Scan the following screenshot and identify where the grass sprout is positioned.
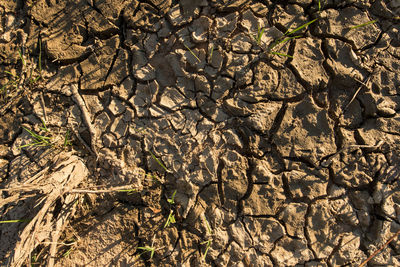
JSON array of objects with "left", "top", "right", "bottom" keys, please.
[
  {"left": 20, "top": 126, "right": 52, "bottom": 148},
  {"left": 137, "top": 246, "right": 155, "bottom": 260},
  {"left": 253, "top": 26, "right": 265, "bottom": 45},
  {"left": 350, "top": 19, "right": 377, "bottom": 30}
]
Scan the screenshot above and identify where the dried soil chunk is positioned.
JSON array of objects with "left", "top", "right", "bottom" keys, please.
[
  {"left": 231, "top": 33, "right": 252, "bottom": 53},
  {"left": 243, "top": 102, "right": 282, "bottom": 134},
  {"left": 325, "top": 39, "right": 368, "bottom": 86},
  {"left": 278, "top": 203, "right": 308, "bottom": 238},
  {"left": 273, "top": 96, "right": 336, "bottom": 165},
  {"left": 221, "top": 150, "right": 248, "bottom": 209},
  {"left": 291, "top": 38, "right": 328, "bottom": 89},
  {"left": 80, "top": 36, "right": 120, "bottom": 90},
  {"left": 274, "top": 67, "right": 305, "bottom": 100},
  {"left": 272, "top": 4, "right": 308, "bottom": 33},
  {"left": 331, "top": 149, "right": 380, "bottom": 188},
  {"left": 316, "top": 7, "right": 381, "bottom": 49},
  {"left": 228, "top": 220, "right": 252, "bottom": 249},
  {"left": 284, "top": 163, "right": 328, "bottom": 200},
  {"left": 215, "top": 12, "right": 238, "bottom": 38},
  {"left": 243, "top": 217, "right": 285, "bottom": 253},
  {"left": 242, "top": 181, "right": 285, "bottom": 216},
  {"left": 271, "top": 236, "right": 313, "bottom": 266},
  {"left": 168, "top": 4, "right": 192, "bottom": 27},
  {"left": 45, "top": 21, "right": 89, "bottom": 63},
  {"left": 253, "top": 61, "right": 279, "bottom": 98},
  {"left": 159, "top": 87, "right": 189, "bottom": 111},
  {"left": 125, "top": 3, "right": 161, "bottom": 32},
  {"left": 240, "top": 9, "right": 264, "bottom": 33},
  {"left": 189, "top": 16, "right": 212, "bottom": 43},
  {"left": 94, "top": 0, "right": 128, "bottom": 24},
  {"left": 307, "top": 199, "right": 360, "bottom": 258}
]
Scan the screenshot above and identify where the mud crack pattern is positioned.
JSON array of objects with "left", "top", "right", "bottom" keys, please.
[{"left": 1, "top": 0, "right": 400, "bottom": 266}]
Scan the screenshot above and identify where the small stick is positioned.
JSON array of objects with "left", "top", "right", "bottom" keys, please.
[
  {"left": 68, "top": 185, "right": 137, "bottom": 194},
  {"left": 70, "top": 84, "right": 98, "bottom": 158},
  {"left": 359, "top": 228, "right": 400, "bottom": 267}
]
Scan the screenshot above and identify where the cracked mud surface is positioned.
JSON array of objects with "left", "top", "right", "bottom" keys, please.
[{"left": 1, "top": 0, "right": 400, "bottom": 266}]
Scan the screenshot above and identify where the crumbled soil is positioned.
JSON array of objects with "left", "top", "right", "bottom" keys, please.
[{"left": 1, "top": 0, "right": 400, "bottom": 266}]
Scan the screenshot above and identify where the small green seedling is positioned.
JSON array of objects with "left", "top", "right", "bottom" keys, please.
[
  {"left": 350, "top": 20, "right": 377, "bottom": 30},
  {"left": 137, "top": 246, "right": 155, "bottom": 260},
  {"left": 164, "top": 210, "right": 176, "bottom": 228},
  {"left": 167, "top": 190, "right": 177, "bottom": 205},
  {"left": 268, "top": 18, "right": 318, "bottom": 58},
  {"left": 164, "top": 190, "right": 177, "bottom": 228},
  {"left": 20, "top": 126, "right": 52, "bottom": 148},
  {"left": 184, "top": 43, "right": 201, "bottom": 63},
  {"left": 63, "top": 129, "right": 72, "bottom": 147},
  {"left": 201, "top": 215, "right": 213, "bottom": 261},
  {"left": 254, "top": 25, "right": 265, "bottom": 45}
]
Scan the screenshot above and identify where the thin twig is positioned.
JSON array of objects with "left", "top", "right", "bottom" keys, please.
[
  {"left": 70, "top": 84, "right": 97, "bottom": 158},
  {"left": 68, "top": 185, "right": 137, "bottom": 194},
  {"left": 359, "top": 228, "right": 400, "bottom": 267}
]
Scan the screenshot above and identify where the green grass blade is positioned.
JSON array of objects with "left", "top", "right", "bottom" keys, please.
[
  {"left": 18, "top": 49, "right": 26, "bottom": 67},
  {"left": 4, "top": 71, "right": 18, "bottom": 79},
  {"left": 0, "top": 219, "right": 30, "bottom": 223},
  {"left": 270, "top": 52, "right": 293, "bottom": 58},
  {"left": 23, "top": 127, "right": 51, "bottom": 140},
  {"left": 350, "top": 20, "right": 377, "bottom": 30},
  {"left": 209, "top": 45, "right": 214, "bottom": 60},
  {"left": 149, "top": 151, "right": 168, "bottom": 172},
  {"left": 286, "top": 18, "right": 318, "bottom": 36},
  {"left": 184, "top": 44, "right": 201, "bottom": 63},
  {"left": 38, "top": 38, "right": 42, "bottom": 78}
]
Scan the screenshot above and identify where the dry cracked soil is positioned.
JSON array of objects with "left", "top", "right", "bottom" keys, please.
[{"left": 1, "top": 0, "right": 400, "bottom": 266}]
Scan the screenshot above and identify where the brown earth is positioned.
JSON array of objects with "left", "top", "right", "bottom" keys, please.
[{"left": 1, "top": 0, "right": 400, "bottom": 266}]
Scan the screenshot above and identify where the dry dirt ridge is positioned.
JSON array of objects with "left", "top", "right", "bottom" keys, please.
[{"left": 1, "top": 0, "right": 400, "bottom": 266}]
